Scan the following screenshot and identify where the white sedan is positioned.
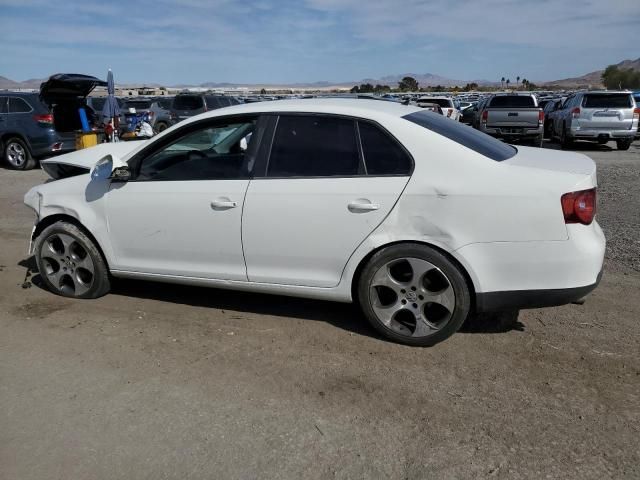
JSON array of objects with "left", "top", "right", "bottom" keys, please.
[{"left": 24, "top": 99, "right": 605, "bottom": 346}]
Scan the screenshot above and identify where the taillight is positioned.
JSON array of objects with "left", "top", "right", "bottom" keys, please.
[
  {"left": 447, "top": 109, "right": 452, "bottom": 117},
  {"left": 481, "top": 110, "right": 488, "bottom": 123},
  {"left": 634, "top": 108, "right": 640, "bottom": 121},
  {"left": 571, "top": 107, "right": 581, "bottom": 119},
  {"left": 34, "top": 113, "right": 54, "bottom": 125},
  {"left": 538, "top": 110, "right": 544, "bottom": 124},
  {"left": 561, "top": 188, "right": 596, "bottom": 225}
]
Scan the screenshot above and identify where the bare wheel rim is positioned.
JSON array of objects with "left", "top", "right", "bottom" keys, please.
[
  {"left": 6, "top": 142, "right": 26, "bottom": 167},
  {"left": 39, "top": 233, "right": 95, "bottom": 296},
  {"left": 368, "top": 257, "right": 456, "bottom": 338}
]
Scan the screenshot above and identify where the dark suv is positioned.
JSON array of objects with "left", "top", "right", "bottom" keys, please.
[
  {"left": 0, "top": 92, "right": 75, "bottom": 170},
  {"left": 171, "top": 93, "right": 241, "bottom": 123}
]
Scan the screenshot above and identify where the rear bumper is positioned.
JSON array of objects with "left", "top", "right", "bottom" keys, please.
[
  {"left": 455, "top": 222, "right": 606, "bottom": 313},
  {"left": 482, "top": 126, "right": 542, "bottom": 138},
  {"left": 476, "top": 270, "right": 602, "bottom": 312},
  {"left": 569, "top": 127, "right": 636, "bottom": 140}
]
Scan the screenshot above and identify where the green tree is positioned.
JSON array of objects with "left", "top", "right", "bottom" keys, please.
[
  {"left": 516, "top": 76, "right": 520, "bottom": 89},
  {"left": 506, "top": 78, "right": 511, "bottom": 89},
  {"left": 398, "top": 76, "right": 419, "bottom": 91},
  {"left": 602, "top": 65, "right": 640, "bottom": 89},
  {"left": 501, "top": 77, "right": 505, "bottom": 88},
  {"left": 260, "top": 88, "right": 267, "bottom": 95}
]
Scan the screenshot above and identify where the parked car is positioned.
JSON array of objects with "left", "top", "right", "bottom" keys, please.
[
  {"left": 86, "top": 96, "right": 123, "bottom": 126},
  {"left": 477, "top": 94, "right": 544, "bottom": 146},
  {"left": 416, "top": 96, "right": 461, "bottom": 120},
  {"left": 120, "top": 97, "right": 175, "bottom": 133},
  {"left": 0, "top": 92, "right": 75, "bottom": 170},
  {"left": 151, "top": 97, "right": 175, "bottom": 132},
  {"left": 171, "top": 93, "right": 241, "bottom": 122},
  {"left": 26, "top": 99, "right": 604, "bottom": 346},
  {"left": 551, "top": 91, "right": 639, "bottom": 150},
  {"left": 542, "top": 99, "right": 564, "bottom": 139},
  {"left": 460, "top": 102, "right": 477, "bottom": 125},
  {"left": 633, "top": 91, "right": 640, "bottom": 138}
]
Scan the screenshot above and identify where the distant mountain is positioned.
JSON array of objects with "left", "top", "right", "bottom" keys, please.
[{"left": 545, "top": 57, "right": 640, "bottom": 87}]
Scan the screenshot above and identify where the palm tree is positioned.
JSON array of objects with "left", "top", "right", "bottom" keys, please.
[
  {"left": 501, "top": 76, "right": 505, "bottom": 89},
  {"left": 516, "top": 76, "right": 520, "bottom": 89},
  {"left": 506, "top": 78, "right": 511, "bottom": 89}
]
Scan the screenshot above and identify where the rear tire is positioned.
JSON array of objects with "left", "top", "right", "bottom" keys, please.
[
  {"left": 34, "top": 221, "right": 110, "bottom": 299},
  {"left": 4, "top": 137, "right": 36, "bottom": 170},
  {"left": 616, "top": 139, "right": 632, "bottom": 151},
  {"left": 155, "top": 121, "right": 169, "bottom": 133},
  {"left": 532, "top": 135, "right": 543, "bottom": 148},
  {"left": 357, "top": 244, "right": 471, "bottom": 347},
  {"left": 560, "top": 124, "right": 573, "bottom": 150}
]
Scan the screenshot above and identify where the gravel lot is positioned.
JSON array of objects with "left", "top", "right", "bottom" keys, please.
[{"left": 1, "top": 140, "right": 639, "bottom": 479}]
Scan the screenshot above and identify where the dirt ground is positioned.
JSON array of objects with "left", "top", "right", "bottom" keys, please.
[{"left": 1, "top": 140, "right": 639, "bottom": 479}]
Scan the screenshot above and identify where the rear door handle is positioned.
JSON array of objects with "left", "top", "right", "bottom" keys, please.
[
  {"left": 348, "top": 200, "right": 380, "bottom": 212},
  {"left": 211, "top": 198, "right": 238, "bottom": 210}
]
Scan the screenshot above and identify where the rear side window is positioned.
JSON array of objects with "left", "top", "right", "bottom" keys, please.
[
  {"left": 157, "top": 99, "right": 173, "bottom": 109},
  {"left": 173, "top": 96, "right": 204, "bottom": 110},
  {"left": 358, "top": 122, "right": 412, "bottom": 175},
  {"left": 90, "top": 98, "right": 106, "bottom": 110},
  {"left": 267, "top": 115, "right": 360, "bottom": 177},
  {"left": 582, "top": 94, "right": 632, "bottom": 109},
  {"left": 404, "top": 110, "right": 517, "bottom": 161},
  {"left": 0, "top": 97, "right": 7, "bottom": 114},
  {"left": 489, "top": 96, "right": 535, "bottom": 108},
  {"left": 9, "top": 97, "right": 32, "bottom": 113}
]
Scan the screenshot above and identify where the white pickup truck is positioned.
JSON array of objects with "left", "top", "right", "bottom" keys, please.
[{"left": 478, "top": 94, "right": 544, "bottom": 147}]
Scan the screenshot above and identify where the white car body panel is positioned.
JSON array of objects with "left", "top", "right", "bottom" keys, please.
[
  {"left": 242, "top": 176, "right": 409, "bottom": 287},
  {"left": 24, "top": 99, "right": 605, "bottom": 309},
  {"left": 105, "top": 180, "right": 249, "bottom": 280}
]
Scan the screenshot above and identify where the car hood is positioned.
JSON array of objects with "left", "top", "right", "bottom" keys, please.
[
  {"left": 40, "top": 141, "right": 147, "bottom": 179},
  {"left": 40, "top": 73, "right": 107, "bottom": 105}
]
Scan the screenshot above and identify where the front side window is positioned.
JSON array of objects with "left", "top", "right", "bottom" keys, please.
[
  {"left": 0, "top": 97, "right": 8, "bottom": 114},
  {"left": 267, "top": 115, "right": 361, "bottom": 177},
  {"left": 137, "top": 119, "right": 256, "bottom": 181},
  {"left": 358, "top": 121, "right": 412, "bottom": 175},
  {"left": 9, "top": 97, "right": 32, "bottom": 113}
]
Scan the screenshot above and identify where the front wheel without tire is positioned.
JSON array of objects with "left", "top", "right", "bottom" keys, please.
[
  {"left": 34, "top": 221, "right": 110, "bottom": 299},
  {"left": 358, "top": 244, "right": 471, "bottom": 346}
]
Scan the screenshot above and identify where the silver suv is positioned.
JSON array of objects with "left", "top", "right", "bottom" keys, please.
[{"left": 552, "top": 91, "right": 638, "bottom": 150}]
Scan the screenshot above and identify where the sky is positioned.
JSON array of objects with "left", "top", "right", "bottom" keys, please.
[{"left": 0, "top": 0, "right": 638, "bottom": 85}]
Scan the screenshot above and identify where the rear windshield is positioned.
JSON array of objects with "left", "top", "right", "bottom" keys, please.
[
  {"left": 90, "top": 98, "right": 106, "bottom": 110},
  {"left": 123, "top": 100, "right": 152, "bottom": 110},
  {"left": 583, "top": 93, "right": 632, "bottom": 109},
  {"left": 489, "top": 96, "right": 536, "bottom": 108},
  {"left": 404, "top": 110, "right": 517, "bottom": 161},
  {"left": 173, "top": 95, "right": 204, "bottom": 110},
  {"left": 420, "top": 98, "right": 452, "bottom": 108}
]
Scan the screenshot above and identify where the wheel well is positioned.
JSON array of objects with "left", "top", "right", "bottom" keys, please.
[
  {"left": 350, "top": 240, "right": 477, "bottom": 310},
  {"left": 1, "top": 133, "right": 30, "bottom": 151},
  {"left": 33, "top": 214, "right": 110, "bottom": 269}
]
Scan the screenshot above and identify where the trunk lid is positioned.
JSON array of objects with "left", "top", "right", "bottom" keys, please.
[{"left": 39, "top": 73, "right": 107, "bottom": 106}]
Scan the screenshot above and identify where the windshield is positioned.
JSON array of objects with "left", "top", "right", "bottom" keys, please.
[
  {"left": 173, "top": 96, "right": 204, "bottom": 110},
  {"left": 582, "top": 93, "right": 632, "bottom": 109},
  {"left": 489, "top": 96, "right": 536, "bottom": 108},
  {"left": 404, "top": 110, "right": 517, "bottom": 161}
]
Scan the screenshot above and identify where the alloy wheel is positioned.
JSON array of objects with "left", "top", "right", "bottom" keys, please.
[
  {"left": 368, "top": 257, "right": 456, "bottom": 338},
  {"left": 39, "top": 233, "right": 96, "bottom": 296},
  {"left": 6, "top": 142, "right": 26, "bottom": 167}
]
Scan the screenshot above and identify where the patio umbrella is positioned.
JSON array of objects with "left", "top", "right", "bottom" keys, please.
[{"left": 102, "top": 69, "right": 120, "bottom": 142}]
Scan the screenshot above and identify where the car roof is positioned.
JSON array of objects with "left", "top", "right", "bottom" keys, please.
[{"left": 178, "top": 98, "right": 423, "bottom": 124}]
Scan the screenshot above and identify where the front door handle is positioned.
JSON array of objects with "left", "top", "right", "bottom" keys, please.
[
  {"left": 211, "top": 198, "right": 238, "bottom": 210},
  {"left": 348, "top": 200, "right": 380, "bottom": 212}
]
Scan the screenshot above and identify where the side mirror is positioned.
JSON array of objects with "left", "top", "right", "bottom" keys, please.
[{"left": 91, "top": 154, "right": 131, "bottom": 182}]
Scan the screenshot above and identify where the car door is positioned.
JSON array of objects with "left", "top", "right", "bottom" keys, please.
[
  {"left": 242, "top": 114, "right": 412, "bottom": 287},
  {"left": 105, "top": 115, "right": 261, "bottom": 280},
  {"left": 0, "top": 96, "right": 8, "bottom": 136}
]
